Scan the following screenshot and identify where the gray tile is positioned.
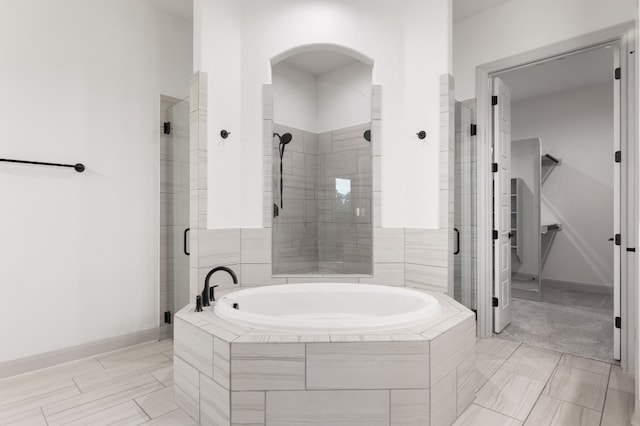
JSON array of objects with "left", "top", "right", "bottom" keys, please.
[
  {"left": 174, "top": 318, "right": 213, "bottom": 379},
  {"left": 231, "top": 391, "right": 265, "bottom": 426},
  {"left": 601, "top": 388, "right": 634, "bottom": 426},
  {"left": 200, "top": 373, "right": 230, "bottom": 425},
  {"left": 306, "top": 342, "right": 429, "bottom": 389},
  {"left": 134, "top": 387, "right": 177, "bottom": 419},
  {"left": 390, "top": 389, "right": 429, "bottom": 426},
  {"left": 544, "top": 365, "right": 608, "bottom": 411},
  {"left": 524, "top": 395, "right": 600, "bottom": 426},
  {"left": 266, "top": 390, "right": 389, "bottom": 426},
  {"left": 501, "top": 345, "right": 560, "bottom": 382},
  {"left": 608, "top": 365, "right": 634, "bottom": 393},
  {"left": 231, "top": 343, "right": 305, "bottom": 391},
  {"left": 430, "top": 368, "right": 456, "bottom": 426},
  {"left": 559, "top": 353, "right": 610, "bottom": 376},
  {"left": 453, "top": 404, "right": 522, "bottom": 426},
  {"left": 475, "top": 338, "right": 519, "bottom": 359},
  {"left": 173, "top": 356, "right": 199, "bottom": 422},
  {"left": 475, "top": 369, "right": 545, "bottom": 421}
]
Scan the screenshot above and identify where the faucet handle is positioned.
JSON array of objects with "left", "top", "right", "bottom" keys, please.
[
  {"left": 209, "top": 285, "right": 219, "bottom": 301},
  {"left": 196, "top": 295, "right": 203, "bottom": 312}
]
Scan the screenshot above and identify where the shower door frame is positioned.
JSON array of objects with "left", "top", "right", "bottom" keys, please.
[{"left": 474, "top": 22, "right": 636, "bottom": 372}]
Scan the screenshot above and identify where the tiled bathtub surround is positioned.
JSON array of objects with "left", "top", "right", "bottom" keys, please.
[
  {"left": 174, "top": 290, "right": 475, "bottom": 425},
  {"left": 272, "top": 122, "right": 373, "bottom": 275}
]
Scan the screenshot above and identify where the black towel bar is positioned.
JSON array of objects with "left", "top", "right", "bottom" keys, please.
[{"left": 0, "top": 158, "right": 85, "bottom": 172}]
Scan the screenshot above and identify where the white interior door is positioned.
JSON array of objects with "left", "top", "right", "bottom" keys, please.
[
  {"left": 613, "top": 47, "right": 621, "bottom": 361},
  {"left": 493, "top": 77, "right": 512, "bottom": 333}
]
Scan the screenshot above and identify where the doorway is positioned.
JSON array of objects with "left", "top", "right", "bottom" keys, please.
[{"left": 472, "top": 23, "right": 636, "bottom": 370}]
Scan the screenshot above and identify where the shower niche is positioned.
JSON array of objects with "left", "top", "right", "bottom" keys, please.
[{"left": 270, "top": 49, "right": 373, "bottom": 275}]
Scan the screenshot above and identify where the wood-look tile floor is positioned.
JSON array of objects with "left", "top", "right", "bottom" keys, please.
[
  {"left": 456, "top": 337, "right": 635, "bottom": 426},
  {"left": 0, "top": 337, "right": 633, "bottom": 425}
]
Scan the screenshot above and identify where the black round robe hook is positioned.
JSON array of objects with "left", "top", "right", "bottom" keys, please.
[
  {"left": 363, "top": 129, "right": 371, "bottom": 142},
  {"left": 416, "top": 130, "right": 426, "bottom": 140},
  {"left": 220, "top": 130, "right": 231, "bottom": 139}
]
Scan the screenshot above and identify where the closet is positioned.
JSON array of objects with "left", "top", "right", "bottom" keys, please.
[{"left": 511, "top": 138, "right": 562, "bottom": 299}]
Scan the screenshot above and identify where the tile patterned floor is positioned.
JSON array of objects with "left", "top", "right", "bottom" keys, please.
[{"left": 0, "top": 337, "right": 634, "bottom": 425}]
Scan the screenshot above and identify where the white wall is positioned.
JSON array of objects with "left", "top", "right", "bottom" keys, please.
[
  {"left": 512, "top": 83, "right": 614, "bottom": 287},
  {"left": 317, "top": 61, "right": 372, "bottom": 133},
  {"left": 0, "top": 0, "right": 192, "bottom": 362},
  {"left": 453, "top": 0, "right": 635, "bottom": 100},
  {"left": 195, "top": 0, "right": 451, "bottom": 228},
  {"left": 272, "top": 62, "right": 318, "bottom": 133}
]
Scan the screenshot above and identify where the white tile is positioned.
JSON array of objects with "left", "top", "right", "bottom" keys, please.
[
  {"left": 544, "top": 365, "right": 608, "bottom": 411},
  {"left": 135, "top": 387, "right": 177, "bottom": 419},
  {"left": 173, "top": 356, "right": 199, "bottom": 422},
  {"left": 373, "top": 228, "right": 405, "bottom": 263},
  {"left": 200, "top": 373, "right": 230, "bottom": 426},
  {"left": 524, "top": 395, "right": 600, "bottom": 426},
  {"left": 456, "top": 353, "right": 476, "bottom": 416},
  {"left": 430, "top": 368, "right": 456, "bottom": 426},
  {"left": 174, "top": 318, "right": 213, "bottom": 378},
  {"left": 390, "top": 389, "right": 429, "bottom": 426},
  {"left": 213, "top": 337, "right": 230, "bottom": 389},
  {"left": 266, "top": 390, "right": 389, "bottom": 426},
  {"left": 608, "top": 365, "right": 634, "bottom": 393},
  {"left": 240, "top": 264, "right": 286, "bottom": 287},
  {"left": 501, "top": 345, "right": 560, "bottom": 382},
  {"left": 475, "top": 369, "right": 545, "bottom": 421},
  {"left": 141, "top": 408, "right": 198, "bottom": 425},
  {"left": 453, "top": 404, "right": 522, "bottom": 426},
  {"left": 0, "top": 408, "right": 48, "bottom": 426},
  {"left": 359, "top": 262, "right": 404, "bottom": 286},
  {"left": 198, "top": 229, "right": 241, "bottom": 268},
  {"left": 306, "top": 341, "right": 429, "bottom": 389},
  {"left": 475, "top": 338, "right": 519, "bottom": 359},
  {"left": 150, "top": 365, "right": 173, "bottom": 387},
  {"left": 405, "top": 228, "right": 448, "bottom": 267},
  {"left": 559, "top": 353, "right": 610, "bottom": 376},
  {"left": 405, "top": 263, "right": 448, "bottom": 293},
  {"left": 96, "top": 341, "right": 174, "bottom": 370},
  {"left": 231, "top": 343, "right": 305, "bottom": 391},
  {"left": 241, "top": 228, "right": 271, "bottom": 264},
  {"left": 601, "top": 388, "right": 634, "bottom": 426},
  {"left": 231, "top": 391, "right": 265, "bottom": 426},
  {"left": 429, "top": 316, "right": 475, "bottom": 386},
  {"left": 63, "top": 400, "right": 149, "bottom": 426},
  {"left": 474, "top": 351, "right": 505, "bottom": 391}
]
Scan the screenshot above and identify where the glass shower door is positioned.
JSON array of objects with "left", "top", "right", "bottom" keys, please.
[
  {"left": 454, "top": 102, "right": 476, "bottom": 311},
  {"left": 160, "top": 97, "right": 190, "bottom": 339}
]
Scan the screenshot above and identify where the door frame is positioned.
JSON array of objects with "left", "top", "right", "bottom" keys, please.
[{"left": 475, "top": 21, "right": 636, "bottom": 372}]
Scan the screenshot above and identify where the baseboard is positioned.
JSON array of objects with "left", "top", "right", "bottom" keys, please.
[
  {"left": 0, "top": 327, "right": 161, "bottom": 380},
  {"left": 542, "top": 279, "right": 613, "bottom": 295}
]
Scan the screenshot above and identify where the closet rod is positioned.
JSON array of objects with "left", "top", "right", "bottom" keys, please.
[
  {"left": 0, "top": 158, "right": 85, "bottom": 172},
  {"left": 543, "top": 153, "right": 560, "bottom": 164}
]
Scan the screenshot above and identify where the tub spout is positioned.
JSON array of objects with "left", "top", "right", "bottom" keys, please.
[{"left": 201, "top": 266, "right": 238, "bottom": 308}]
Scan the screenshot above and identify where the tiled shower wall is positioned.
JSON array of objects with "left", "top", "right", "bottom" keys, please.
[
  {"left": 318, "top": 123, "right": 372, "bottom": 274},
  {"left": 272, "top": 124, "right": 319, "bottom": 274},
  {"left": 272, "top": 122, "right": 373, "bottom": 275},
  {"left": 187, "top": 74, "right": 455, "bottom": 305}
]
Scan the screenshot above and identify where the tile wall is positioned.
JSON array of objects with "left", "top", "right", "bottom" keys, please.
[{"left": 186, "top": 74, "right": 454, "bottom": 303}]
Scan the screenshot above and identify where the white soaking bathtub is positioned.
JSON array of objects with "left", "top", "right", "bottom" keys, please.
[{"left": 213, "top": 283, "right": 441, "bottom": 332}]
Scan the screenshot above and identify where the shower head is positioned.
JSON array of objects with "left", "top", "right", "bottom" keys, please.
[{"left": 273, "top": 132, "right": 293, "bottom": 145}]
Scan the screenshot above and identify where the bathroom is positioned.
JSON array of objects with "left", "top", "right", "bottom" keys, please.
[{"left": 1, "top": 0, "right": 638, "bottom": 425}]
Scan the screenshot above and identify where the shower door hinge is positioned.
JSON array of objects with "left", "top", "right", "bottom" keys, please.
[
  {"left": 615, "top": 316, "right": 621, "bottom": 329},
  {"left": 615, "top": 67, "right": 621, "bottom": 80},
  {"left": 492, "top": 163, "right": 498, "bottom": 173},
  {"left": 492, "top": 230, "right": 498, "bottom": 240},
  {"left": 615, "top": 151, "right": 621, "bottom": 163},
  {"left": 163, "top": 122, "right": 171, "bottom": 135},
  {"left": 627, "top": 247, "right": 636, "bottom": 252},
  {"left": 492, "top": 297, "right": 499, "bottom": 307},
  {"left": 164, "top": 311, "right": 171, "bottom": 324},
  {"left": 491, "top": 95, "right": 498, "bottom": 106},
  {"left": 470, "top": 124, "right": 477, "bottom": 136}
]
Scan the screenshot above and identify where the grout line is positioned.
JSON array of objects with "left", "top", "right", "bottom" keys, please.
[
  {"left": 599, "top": 362, "right": 613, "bottom": 424},
  {"left": 40, "top": 406, "right": 50, "bottom": 426},
  {"left": 71, "top": 377, "right": 83, "bottom": 394},
  {"left": 520, "top": 350, "right": 561, "bottom": 424},
  {"left": 133, "top": 396, "right": 152, "bottom": 420}
]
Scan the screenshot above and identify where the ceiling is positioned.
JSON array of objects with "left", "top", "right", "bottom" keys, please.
[
  {"left": 498, "top": 45, "right": 614, "bottom": 103},
  {"left": 282, "top": 51, "right": 361, "bottom": 76},
  {"left": 453, "top": 0, "right": 512, "bottom": 22},
  {"left": 143, "top": 0, "right": 192, "bottom": 21}
]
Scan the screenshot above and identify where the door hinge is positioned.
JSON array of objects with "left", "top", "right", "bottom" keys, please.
[
  {"left": 163, "top": 122, "right": 171, "bottom": 135},
  {"left": 615, "top": 316, "right": 621, "bottom": 329},
  {"left": 492, "top": 230, "right": 498, "bottom": 240},
  {"left": 164, "top": 311, "right": 171, "bottom": 324},
  {"left": 615, "top": 234, "right": 621, "bottom": 246},
  {"left": 615, "top": 67, "right": 621, "bottom": 80},
  {"left": 472, "top": 309, "right": 478, "bottom": 320},
  {"left": 492, "top": 163, "right": 498, "bottom": 173},
  {"left": 627, "top": 247, "right": 636, "bottom": 252},
  {"left": 491, "top": 95, "right": 498, "bottom": 106},
  {"left": 470, "top": 123, "right": 477, "bottom": 136},
  {"left": 492, "top": 297, "right": 499, "bottom": 307},
  {"left": 615, "top": 151, "right": 621, "bottom": 163}
]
